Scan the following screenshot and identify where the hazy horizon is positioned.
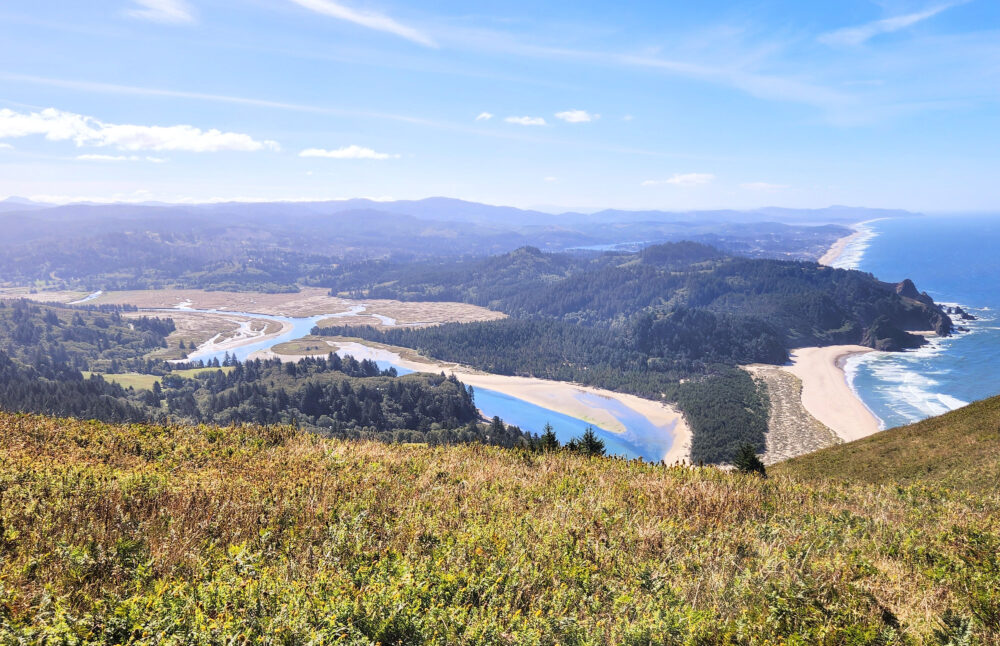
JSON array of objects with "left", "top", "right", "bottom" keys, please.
[{"left": 2, "top": 1, "right": 999, "bottom": 211}]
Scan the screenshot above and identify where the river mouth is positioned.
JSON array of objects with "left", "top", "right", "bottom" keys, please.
[{"left": 152, "top": 305, "right": 680, "bottom": 462}]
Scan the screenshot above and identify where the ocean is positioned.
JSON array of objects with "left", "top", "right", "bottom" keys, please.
[{"left": 833, "top": 214, "right": 1000, "bottom": 429}]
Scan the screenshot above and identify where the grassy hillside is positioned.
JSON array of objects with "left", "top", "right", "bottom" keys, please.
[
  {"left": 1, "top": 412, "right": 998, "bottom": 643},
  {"left": 773, "top": 395, "right": 1000, "bottom": 494}
]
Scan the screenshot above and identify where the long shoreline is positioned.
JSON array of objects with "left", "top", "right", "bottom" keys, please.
[
  {"left": 798, "top": 226, "right": 887, "bottom": 443},
  {"left": 818, "top": 229, "right": 863, "bottom": 266},
  {"left": 257, "top": 339, "right": 693, "bottom": 464},
  {"left": 780, "top": 346, "right": 882, "bottom": 442}
]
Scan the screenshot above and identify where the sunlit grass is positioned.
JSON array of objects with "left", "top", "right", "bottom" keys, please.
[{"left": 0, "top": 409, "right": 997, "bottom": 643}]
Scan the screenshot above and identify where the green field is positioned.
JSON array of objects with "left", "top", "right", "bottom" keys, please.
[
  {"left": 1, "top": 399, "right": 998, "bottom": 644},
  {"left": 82, "top": 366, "right": 234, "bottom": 390}
]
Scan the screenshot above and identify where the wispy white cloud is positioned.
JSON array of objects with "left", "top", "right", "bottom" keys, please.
[
  {"left": 555, "top": 109, "right": 598, "bottom": 123},
  {"left": 505, "top": 116, "right": 547, "bottom": 126},
  {"left": 740, "top": 181, "right": 789, "bottom": 192},
  {"left": 76, "top": 154, "right": 167, "bottom": 162},
  {"left": 440, "top": 28, "right": 852, "bottom": 113},
  {"left": 0, "top": 73, "right": 446, "bottom": 128},
  {"left": 288, "top": 0, "right": 436, "bottom": 47},
  {"left": 299, "top": 145, "right": 400, "bottom": 159},
  {"left": 475, "top": 112, "right": 494, "bottom": 121},
  {"left": 642, "top": 173, "right": 715, "bottom": 187},
  {"left": 617, "top": 53, "right": 849, "bottom": 111},
  {"left": 819, "top": 2, "right": 964, "bottom": 46},
  {"left": 0, "top": 108, "right": 279, "bottom": 152},
  {"left": 0, "top": 143, "right": 13, "bottom": 150},
  {"left": 622, "top": 114, "right": 634, "bottom": 121},
  {"left": 125, "top": 0, "right": 195, "bottom": 24},
  {"left": 0, "top": 74, "right": 711, "bottom": 158},
  {"left": 544, "top": 176, "right": 557, "bottom": 182}
]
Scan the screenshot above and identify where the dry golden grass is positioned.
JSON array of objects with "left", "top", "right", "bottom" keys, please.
[{"left": 1, "top": 410, "right": 998, "bottom": 644}]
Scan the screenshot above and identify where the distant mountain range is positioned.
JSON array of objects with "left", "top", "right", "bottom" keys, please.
[
  {"left": 0, "top": 195, "right": 915, "bottom": 227},
  {"left": 0, "top": 196, "right": 913, "bottom": 291}
]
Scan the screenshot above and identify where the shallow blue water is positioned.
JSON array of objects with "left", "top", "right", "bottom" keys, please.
[
  {"left": 178, "top": 306, "right": 365, "bottom": 364},
  {"left": 172, "top": 308, "right": 668, "bottom": 461},
  {"left": 837, "top": 214, "right": 1000, "bottom": 429},
  {"left": 378, "top": 360, "right": 658, "bottom": 460}
]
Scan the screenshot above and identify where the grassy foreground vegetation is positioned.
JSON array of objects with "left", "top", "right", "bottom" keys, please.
[
  {"left": 774, "top": 394, "right": 1000, "bottom": 494},
  {"left": 2, "top": 407, "right": 998, "bottom": 644}
]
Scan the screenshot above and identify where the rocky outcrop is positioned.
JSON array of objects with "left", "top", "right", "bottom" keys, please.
[
  {"left": 873, "top": 278, "right": 953, "bottom": 337},
  {"left": 862, "top": 315, "right": 927, "bottom": 351},
  {"left": 946, "top": 305, "right": 977, "bottom": 321}
]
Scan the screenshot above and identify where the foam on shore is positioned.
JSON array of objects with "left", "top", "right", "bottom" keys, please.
[
  {"left": 819, "top": 220, "right": 882, "bottom": 270},
  {"left": 781, "top": 345, "right": 882, "bottom": 442}
]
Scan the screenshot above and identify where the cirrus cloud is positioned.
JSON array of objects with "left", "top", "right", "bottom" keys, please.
[
  {"left": 642, "top": 173, "right": 715, "bottom": 187},
  {"left": 818, "top": 2, "right": 965, "bottom": 47},
  {"left": 125, "top": 0, "right": 195, "bottom": 24},
  {"left": 0, "top": 108, "right": 279, "bottom": 152},
  {"left": 299, "top": 145, "right": 400, "bottom": 159},
  {"left": 288, "top": 0, "right": 436, "bottom": 48},
  {"left": 475, "top": 112, "right": 494, "bottom": 121}
]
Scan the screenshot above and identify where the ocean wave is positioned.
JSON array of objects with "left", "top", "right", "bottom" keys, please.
[
  {"left": 830, "top": 220, "right": 882, "bottom": 270},
  {"left": 842, "top": 354, "right": 887, "bottom": 430},
  {"left": 850, "top": 334, "right": 974, "bottom": 428}
]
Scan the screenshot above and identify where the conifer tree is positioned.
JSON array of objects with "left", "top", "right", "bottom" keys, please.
[
  {"left": 539, "top": 422, "right": 560, "bottom": 451},
  {"left": 733, "top": 444, "right": 766, "bottom": 477}
]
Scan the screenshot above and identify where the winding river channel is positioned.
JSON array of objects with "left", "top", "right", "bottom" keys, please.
[{"left": 158, "top": 306, "right": 676, "bottom": 461}]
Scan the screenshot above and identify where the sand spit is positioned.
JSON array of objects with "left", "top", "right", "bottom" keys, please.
[
  {"left": 780, "top": 346, "right": 881, "bottom": 442},
  {"left": 257, "top": 339, "right": 692, "bottom": 464}
]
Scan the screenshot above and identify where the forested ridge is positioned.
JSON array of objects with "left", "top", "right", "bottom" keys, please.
[
  {"left": 0, "top": 300, "right": 531, "bottom": 448},
  {"left": 327, "top": 242, "right": 951, "bottom": 347},
  {"left": 317, "top": 242, "right": 953, "bottom": 462},
  {"left": 0, "top": 239, "right": 957, "bottom": 463}
]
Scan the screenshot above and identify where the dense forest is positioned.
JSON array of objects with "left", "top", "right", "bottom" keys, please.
[
  {"left": 315, "top": 242, "right": 952, "bottom": 462},
  {"left": 0, "top": 300, "right": 536, "bottom": 448},
  {"left": 0, "top": 235, "right": 955, "bottom": 463},
  {"left": 326, "top": 243, "right": 951, "bottom": 348}
]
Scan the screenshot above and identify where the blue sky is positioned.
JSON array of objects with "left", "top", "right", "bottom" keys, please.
[{"left": 0, "top": 0, "right": 997, "bottom": 211}]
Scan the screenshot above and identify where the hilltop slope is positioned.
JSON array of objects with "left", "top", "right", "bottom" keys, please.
[
  {"left": 1, "top": 410, "right": 997, "bottom": 643},
  {"left": 773, "top": 394, "right": 1000, "bottom": 494}
]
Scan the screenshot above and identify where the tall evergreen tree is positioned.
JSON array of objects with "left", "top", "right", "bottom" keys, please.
[
  {"left": 568, "top": 427, "right": 605, "bottom": 457},
  {"left": 539, "top": 422, "right": 560, "bottom": 451}
]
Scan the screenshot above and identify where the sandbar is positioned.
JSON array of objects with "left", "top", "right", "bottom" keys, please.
[{"left": 256, "top": 339, "right": 692, "bottom": 464}]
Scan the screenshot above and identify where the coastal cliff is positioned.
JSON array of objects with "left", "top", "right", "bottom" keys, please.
[{"left": 859, "top": 278, "right": 953, "bottom": 351}]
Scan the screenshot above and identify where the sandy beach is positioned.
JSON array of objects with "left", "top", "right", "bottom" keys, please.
[
  {"left": 818, "top": 229, "right": 861, "bottom": 266},
  {"left": 257, "top": 339, "right": 692, "bottom": 464},
  {"left": 780, "top": 346, "right": 881, "bottom": 442}
]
